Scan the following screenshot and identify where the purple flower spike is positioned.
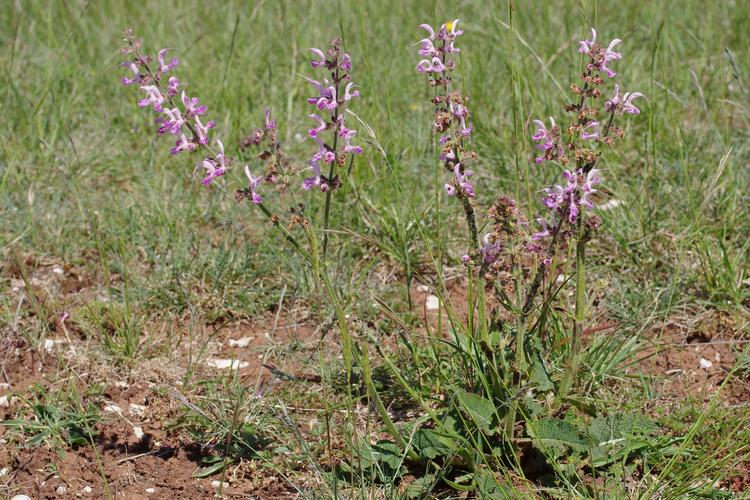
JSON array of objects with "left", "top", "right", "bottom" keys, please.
[
  {"left": 244, "top": 165, "right": 263, "bottom": 204},
  {"left": 157, "top": 49, "right": 179, "bottom": 73}
]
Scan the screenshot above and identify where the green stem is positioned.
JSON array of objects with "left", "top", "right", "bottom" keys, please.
[
  {"left": 321, "top": 67, "right": 342, "bottom": 261},
  {"left": 559, "top": 235, "right": 586, "bottom": 401}
]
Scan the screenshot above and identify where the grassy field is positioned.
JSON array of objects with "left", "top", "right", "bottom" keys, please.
[{"left": 1, "top": 0, "right": 749, "bottom": 497}]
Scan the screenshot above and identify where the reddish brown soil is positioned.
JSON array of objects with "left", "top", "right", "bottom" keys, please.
[{"left": 2, "top": 256, "right": 748, "bottom": 496}]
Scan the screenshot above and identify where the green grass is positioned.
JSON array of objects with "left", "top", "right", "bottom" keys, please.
[{"left": 1, "top": 0, "right": 749, "bottom": 497}]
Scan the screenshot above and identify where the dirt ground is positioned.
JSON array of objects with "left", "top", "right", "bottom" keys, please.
[{"left": 1, "top": 259, "right": 748, "bottom": 497}]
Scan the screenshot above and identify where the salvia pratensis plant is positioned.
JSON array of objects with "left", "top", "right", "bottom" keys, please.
[
  {"left": 119, "top": 21, "right": 644, "bottom": 491},
  {"left": 411, "top": 21, "right": 643, "bottom": 450}
]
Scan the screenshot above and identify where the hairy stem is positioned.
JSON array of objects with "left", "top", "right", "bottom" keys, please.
[{"left": 460, "top": 195, "right": 479, "bottom": 250}]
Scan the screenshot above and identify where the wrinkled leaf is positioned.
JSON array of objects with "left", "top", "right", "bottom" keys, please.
[{"left": 455, "top": 389, "right": 497, "bottom": 434}]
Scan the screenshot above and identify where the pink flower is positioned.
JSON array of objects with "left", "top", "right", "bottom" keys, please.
[
  {"left": 445, "top": 163, "right": 474, "bottom": 197},
  {"left": 342, "top": 130, "right": 362, "bottom": 155},
  {"left": 197, "top": 158, "right": 225, "bottom": 185},
  {"left": 193, "top": 116, "right": 214, "bottom": 145},
  {"left": 264, "top": 107, "right": 276, "bottom": 130},
  {"left": 310, "top": 48, "right": 326, "bottom": 68},
  {"left": 120, "top": 61, "right": 141, "bottom": 85},
  {"left": 480, "top": 233, "right": 501, "bottom": 265},
  {"left": 157, "top": 48, "right": 179, "bottom": 73},
  {"left": 303, "top": 160, "right": 323, "bottom": 190},
  {"left": 416, "top": 56, "right": 445, "bottom": 73},
  {"left": 137, "top": 85, "right": 164, "bottom": 111},
  {"left": 419, "top": 23, "right": 436, "bottom": 40},
  {"left": 158, "top": 107, "right": 185, "bottom": 135},
  {"left": 308, "top": 114, "right": 327, "bottom": 137},
  {"left": 605, "top": 84, "right": 644, "bottom": 114},
  {"left": 244, "top": 165, "right": 263, "bottom": 204},
  {"left": 344, "top": 82, "right": 360, "bottom": 102},
  {"left": 579, "top": 28, "right": 622, "bottom": 78},
  {"left": 340, "top": 53, "right": 352, "bottom": 72},
  {"left": 581, "top": 121, "right": 600, "bottom": 140},
  {"left": 532, "top": 218, "right": 553, "bottom": 240},
  {"left": 167, "top": 76, "right": 180, "bottom": 97},
  {"left": 418, "top": 38, "right": 439, "bottom": 57},
  {"left": 181, "top": 91, "right": 207, "bottom": 117},
  {"left": 171, "top": 133, "right": 196, "bottom": 155}
]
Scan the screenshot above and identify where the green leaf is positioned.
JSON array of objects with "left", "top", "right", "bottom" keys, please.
[
  {"left": 404, "top": 473, "right": 437, "bottom": 498},
  {"left": 193, "top": 456, "right": 233, "bottom": 478},
  {"left": 455, "top": 389, "right": 497, "bottom": 434},
  {"left": 412, "top": 428, "right": 456, "bottom": 460},
  {"left": 474, "top": 468, "right": 513, "bottom": 498},
  {"left": 528, "top": 418, "right": 588, "bottom": 455},
  {"left": 529, "top": 356, "right": 554, "bottom": 392}
]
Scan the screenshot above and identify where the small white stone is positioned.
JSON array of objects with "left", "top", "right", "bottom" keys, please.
[
  {"left": 103, "top": 404, "right": 123, "bottom": 415},
  {"left": 43, "top": 339, "right": 65, "bottom": 352},
  {"left": 206, "top": 358, "right": 249, "bottom": 370},
  {"left": 114, "top": 380, "right": 129, "bottom": 388},
  {"left": 0, "top": 395, "right": 9, "bottom": 407},
  {"left": 699, "top": 358, "right": 713, "bottom": 369},
  {"left": 0, "top": 467, "right": 8, "bottom": 477},
  {"left": 133, "top": 426, "right": 144, "bottom": 439},
  {"left": 82, "top": 485, "right": 93, "bottom": 494},
  {"left": 0, "top": 383, "right": 11, "bottom": 390},
  {"left": 52, "top": 266, "right": 64, "bottom": 275},
  {"left": 416, "top": 284, "right": 430, "bottom": 293},
  {"left": 56, "top": 485, "right": 67, "bottom": 495},
  {"left": 145, "top": 487, "right": 156, "bottom": 494},
  {"left": 11, "top": 495, "right": 32, "bottom": 500},
  {"left": 129, "top": 403, "right": 146, "bottom": 416},
  {"left": 211, "top": 480, "right": 223, "bottom": 489},
  {"left": 227, "top": 337, "right": 253, "bottom": 348},
  {"left": 425, "top": 295, "right": 440, "bottom": 310}
]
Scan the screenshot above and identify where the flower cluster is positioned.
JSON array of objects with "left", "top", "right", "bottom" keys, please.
[
  {"left": 236, "top": 107, "right": 293, "bottom": 204},
  {"left": 301, "top": 39, "right": 362, "bottom": 192},
  {"left": 578, "top": 28, "right": 622, "bottom": 78},
  {"left": 119, "top": 30, "right": 227, "bottom": 186},
  {"left": 535, "top": 168, "right": 601, "bottom": 239},
  {"left": 530, "top": 28, "right": 643, "bottom": 169},
  {"left": 415, "top": 20, "right": 476, "bottom": 200}
]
